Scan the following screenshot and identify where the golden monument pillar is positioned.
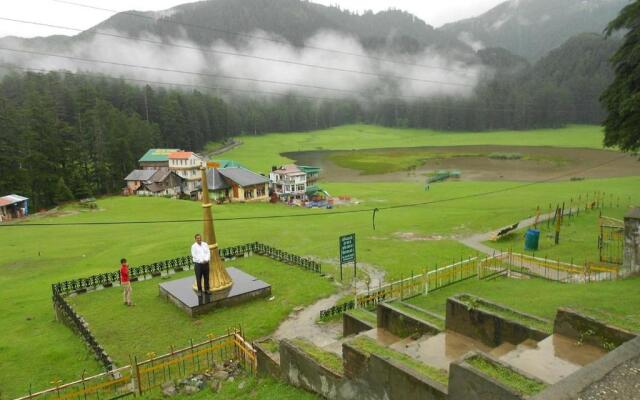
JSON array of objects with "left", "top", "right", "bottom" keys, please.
[{"left": 194, "top": 166, "right": 233, "bottom": 292}]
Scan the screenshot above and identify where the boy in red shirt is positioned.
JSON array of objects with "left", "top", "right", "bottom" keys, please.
[{"left": 120, "top": 258, "right": 133, "bottom": 306}]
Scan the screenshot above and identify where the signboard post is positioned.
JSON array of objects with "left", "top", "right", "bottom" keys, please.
[{"left": 339, "top": 233, "right": 356, "bottom": 281}]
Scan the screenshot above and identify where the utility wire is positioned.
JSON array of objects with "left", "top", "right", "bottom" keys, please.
[
  {"left": 0, "top": 46, "right": 369, "bottom": 95},
  {"left": 0, "top": 64, "right": 341, "bottom": 102},
  {"left": 0, "top": 52, "right": 583, "bottom": 113},
  {"left": 51, "top": 0, "right": 473, "bottom": 74},
  {"left": 0, "top": 154, "right": 628, "bottom": 228},
  {"left": 0, "top": 17, "right": 476, "bottom": 87}
]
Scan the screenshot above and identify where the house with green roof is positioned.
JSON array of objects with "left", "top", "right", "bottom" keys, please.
[{"left": 138, "top": 149, "right": 180, "bottom": 169}]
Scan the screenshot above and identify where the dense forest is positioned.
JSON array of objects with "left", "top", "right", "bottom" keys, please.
[{"left": 0, "top": 31, "right": 618, "bottom": 210}]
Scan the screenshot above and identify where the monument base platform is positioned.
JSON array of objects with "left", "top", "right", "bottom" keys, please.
[{"left": 159, "top": 267, "right": 271, "bottom": 316}]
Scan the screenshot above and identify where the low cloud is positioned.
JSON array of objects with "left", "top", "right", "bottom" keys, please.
[{"left": 0, "top": 28, "right": 486, "bottom": 102}]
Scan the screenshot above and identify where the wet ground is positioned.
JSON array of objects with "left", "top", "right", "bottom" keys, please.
[
  {"left": 285, "top": 145, "right": 640, "bottom": 182},
  {"left": 356, "top": 328, "right": 605, "bottom": 385}
]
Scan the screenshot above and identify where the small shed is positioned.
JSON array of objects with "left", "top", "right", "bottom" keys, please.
[{"left": 0, "top": 194, "right": 29, "bottom": 222}]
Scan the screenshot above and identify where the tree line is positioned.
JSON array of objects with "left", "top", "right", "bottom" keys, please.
[{"left": 0, "top": 30, "right": 620, "bottom": 210}]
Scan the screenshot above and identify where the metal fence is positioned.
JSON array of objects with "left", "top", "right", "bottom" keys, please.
[
  {"left": 320, "top": 255, "right": 490, "bottom": 319},
  {"left": 52, "top": 291, "right": 114, "bottom": 371},
  {"left": 15, "top": 330, "right": 255, "bottom": 400},
  {"left": 494, "top": 251, "right": 619, "bottom": 283},
  {"left": 52, "top": 242, "right": 321, "bottom": 297}
]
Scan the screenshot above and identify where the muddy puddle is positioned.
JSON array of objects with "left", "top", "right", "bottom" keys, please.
[
  {"left": 284, "top": 145, "right": 640, "bottom": 182},
  {"left": 498, "top": 334, "right": 606, "bottom": 384}
]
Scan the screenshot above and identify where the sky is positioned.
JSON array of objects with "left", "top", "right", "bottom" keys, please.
[{"left": 0, "top": 0, "right": 506, "bottom": 38}]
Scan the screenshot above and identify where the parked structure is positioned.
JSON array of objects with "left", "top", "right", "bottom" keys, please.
[
  {"left": 138, "top": 149, "right": 180, "bottom": 169},
  {"left": 168, "top": 151, "right": 206, "bottom": 192},
  {"left": 0, "top": 194, "right": 29, "bottom": 222},
  {"left": 270, "top": 165, "right": 308, "bottom": 200}
]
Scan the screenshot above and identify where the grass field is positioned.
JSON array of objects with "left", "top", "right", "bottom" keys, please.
[
  {"left": 0, "top": 123, "right": 638, "bottom": 398},
  {"left": 223, "top": 124, "right": 606, "bottom": 172},
  {"left": 487, "top": 203, "right": 629, "bottom": 263},
  {"left": 68, "top": 257, "right": 335, "bottom": 365},
  {"left": 405, "top": 276, "right": 640, "bottom": 332}
]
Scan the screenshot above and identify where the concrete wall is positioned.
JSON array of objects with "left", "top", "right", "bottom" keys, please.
[
  {"left": 446, "top": 295, "right": 549, "bottom": 347},
  {"left": 279, "top": 339, "right": 347, "bottom": 399},
  {"left": 343, "top": 343, "right": 448, "bottom": 400},
  {"left": 532, "top": 336, "right": 640, "bottom": 400},
  {"left": 623, "top": 208, "right": 640, "bottom": 276},
  {"left": 254, "top": 339, "right": 281, "bottom": 380},
  {"left": 343, "top": 313, "right": 374, "bottom": 336},
  {"left": 377, "top": 303, "right": 441, "bottom": 338},
  {"left": 279, "top": 339, "right": 448, "bottom": 400},
  {"left": 449, "top": 354, "right": 527, "bottom": 400},
  {"left": 553, "top": 308, "right": 637, "bottom": 350}
]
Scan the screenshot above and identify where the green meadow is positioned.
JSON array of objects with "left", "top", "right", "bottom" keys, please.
[
  {"left": 0, "top": 124, "right": 638, "bottom": 398},
  {"left": 223, "top": 124, "right": 606, "bottom": 172},
  {"left": 405, "top": 276, "right": 640, "bottom": 333}
]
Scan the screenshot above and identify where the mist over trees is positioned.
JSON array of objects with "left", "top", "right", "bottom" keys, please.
[{"left": 0, "top": 0, "right": 627, "bottom": 209}]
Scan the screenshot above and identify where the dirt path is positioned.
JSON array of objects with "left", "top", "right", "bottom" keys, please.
[
  {"left": 206, "top": 139, "right": 242, "bottom": 157},
  {"left": 272, "top": 260, "right": 385, "bottom": 349},
  {"left": 459, "top": 210, "right": 566, "bottom": 255}
]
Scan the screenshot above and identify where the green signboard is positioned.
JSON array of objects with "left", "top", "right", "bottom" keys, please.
[{"left": 340, "top": 233, "right": 356, "bottom": 264}]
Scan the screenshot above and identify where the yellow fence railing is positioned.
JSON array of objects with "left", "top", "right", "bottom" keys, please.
[{"left": 16, "top": 329, "right": 257, "bottom": 400}]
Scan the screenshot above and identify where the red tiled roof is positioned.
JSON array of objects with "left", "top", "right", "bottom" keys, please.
[{"left": 168, "top": 151, "right": 193, "bottom": 159}]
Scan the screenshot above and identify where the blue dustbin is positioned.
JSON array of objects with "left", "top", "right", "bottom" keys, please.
[{"left": 524, "top": 229, "right": 540, "bottom": 251}]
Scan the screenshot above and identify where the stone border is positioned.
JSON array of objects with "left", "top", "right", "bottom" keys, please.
[
  {"left": 254, "top": 338, "right": 281, "bottom": 380},
  {"left": 449, "top": 352, "right": 544, "bottom": 400},
  {"left": 446, "top": 294, "right": 550, "bottom": 347},
  {"left": 343, "top": 342, "right": 448, "bottom": 400},
  {"left": 553, "top": 308, "right": 637, "bottom": 350},
  {"left": 280, "top": 339, "right": 344, "bottom": 398},
  {"left": 343, "top": 312, "right": 375, "bottom": 336},
  {"left": 377, "top": 303, "right": 441, "bottom": 338},
  {"left": 532, "top": 336, "right": 640, "bottom": 400}
]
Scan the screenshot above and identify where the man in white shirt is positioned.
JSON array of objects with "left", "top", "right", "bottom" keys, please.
[{"left": 191, "top": 233, "right": 210, "bottom": 293}]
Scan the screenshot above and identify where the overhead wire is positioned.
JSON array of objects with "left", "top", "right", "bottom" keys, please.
[
  {"left": 0, "top": 49, "right": 584, "bottom": 113},
  {"left": 0, "top": 153, "right": 628, "bottom": 228},
  {"left": 51, "top": 0, "right": 474, "bottom": 74},
  {"left": 0, "top": 16, "right": 476, "bottom": 87}
]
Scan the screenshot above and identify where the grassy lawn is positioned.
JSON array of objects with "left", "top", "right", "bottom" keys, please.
[
  {"left": 1, "top": 175, "right": 639, "bottom": 397},
  {"left": 67, "top": 257, "right": 335, "bottom": 365},
  {"left": 0, "top": 123, "right": 638, "bottom": 398},
  {"left": 223, "top": 124, "right": 605, "bottom": 172},
  {"left": 405, "top": 277, "right": 640, "bottom": 332},
  {"left": 487, "top": 203, "right": 629, "bottom": 264}
]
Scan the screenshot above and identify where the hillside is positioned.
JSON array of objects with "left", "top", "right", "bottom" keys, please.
[
  {"left": 440, "top": 0, "right": 629, "bottom": 61},
  {"left": 2, "top": 0, "right": 473, "bottom": 56}
]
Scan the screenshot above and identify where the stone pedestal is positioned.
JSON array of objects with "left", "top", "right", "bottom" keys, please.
[
  {"left": 159, "top": 267, "right": 271, "bottom": 316},
  {"left": 623, "top": 208, "right": 640, "bottom": 277}
]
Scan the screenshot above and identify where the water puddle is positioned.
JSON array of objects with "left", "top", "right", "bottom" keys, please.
[
  {"left": 360, "top": 328, "right": 403, "bottom": 346},
  {"left": 393, "top": 331, "right": 493, "bottom": 371},
  {"left": 498, "top": 334, "right": 606, "bottom": 384}
]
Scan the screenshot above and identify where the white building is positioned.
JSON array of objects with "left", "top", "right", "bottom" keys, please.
[
  {"left": 269, "top": 165, "right": 307, "bottom": 200},
  {"left": 168, "top": 151, "right": 206, "bottom": 193}
]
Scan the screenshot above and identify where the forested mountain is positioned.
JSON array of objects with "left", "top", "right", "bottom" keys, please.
[
  {"left": 440, "top": 0, "right": 629, "bottom": 61},
  {"left": 1, "top": 0, "right": 473, "bottom": 56}
]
